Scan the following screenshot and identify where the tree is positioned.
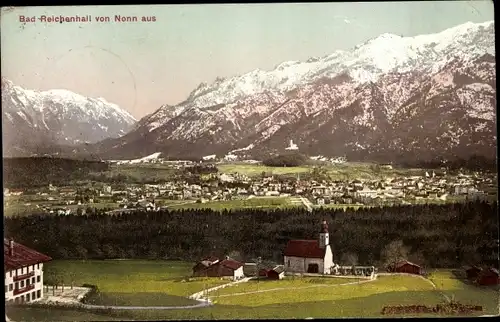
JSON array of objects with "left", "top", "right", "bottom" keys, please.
[
  {"left": 227, "top": 250, "right": 243, "bottom": 262},
  {"left": 408, "top": 250, "right": 427, "bottom": 268},
  {"left": 68, "top": 271, "right": 77, "bottom": 290},
  {"left": 381, "top": 240, "right": 409, "bottom": 270},
  {"left": 44, "top": 269, "right": 56, "bottom": 295},
  {"left": 340, "top": 252, "right": 359, "bottom": 266}
]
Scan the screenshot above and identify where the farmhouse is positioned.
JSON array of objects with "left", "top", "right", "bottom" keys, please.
[
  {"left": 4, "top": 239, "right": 52, "bottom": 304},
  {"left": 476, "top": 267, "right": 500, "bottom": 286},
  {"left": 389, "top": 260, "right": 422, "bottom": 275},
  {"left": 192, "top": 256, "right": 245, "bottom": 281},
  {"left": 283, "top": 220, "right": 335, "bottom": 274}
]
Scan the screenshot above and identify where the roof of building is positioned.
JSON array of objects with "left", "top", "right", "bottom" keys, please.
[
  {"left": 480, "top": 267, "right": 500, "bottom": 277},
  {"left": 202, "top": 256, "right": 220, "bottom": 263},
  {"left": 283, "top": 240, "right": 327, "bottom": 259},
  {"left": 271, "top": 265, "right": 285, "bottom": 274},
  {"left": 4, "top": 239, "right": 52, "bottom": 271},
  {"left": 394, "top": 260, "right": 421, "bottom": 268},
  {"left": 219, "top": 259, "right": 243, "bottom": 270}
]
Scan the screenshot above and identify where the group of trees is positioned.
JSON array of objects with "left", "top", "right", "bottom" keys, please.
[
  {"left": 403, "top": 155, "right": 497, "bottom": 172},
  {"left": 262, "top": 153, "right": 308, "bottom": 167},
  {"left": 3, "top": 157, "right": 109, "bottom": 189},
  {"left": 5, "top": 201, "right": 497, "bottom": 269}
]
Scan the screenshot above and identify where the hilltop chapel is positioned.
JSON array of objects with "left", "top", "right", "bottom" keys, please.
[{"left": 283, "top": 220, "right": 336, "bottom": 274}]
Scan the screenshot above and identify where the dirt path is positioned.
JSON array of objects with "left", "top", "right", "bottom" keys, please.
[
  {"left": 189, "top": 277, "right": 252, "bottom": 300},
  {"left": 80, "top": 299, "right": 213, "bottom": 310},
  {"left": 209, "top": 277, "right": 377, "bottom": 298}
]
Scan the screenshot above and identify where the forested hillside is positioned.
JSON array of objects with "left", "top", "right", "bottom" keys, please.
[
  {"left": 4, "top": 201, "right": 497, "bottom": 269},
  {"left": 3, "top": 157, "right": 109, "bottom": 188}
]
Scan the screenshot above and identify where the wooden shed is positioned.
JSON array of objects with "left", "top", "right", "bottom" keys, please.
[
  {"left": 391, "top": 260, "right": 422, "bottom": 275},
  {"left": 258, "top": 268, "right": 269, "bottom": 277},
  {"left": 477, "top": 267, "right": 500, "bottom": 286},
  {"left": 267, "top": 265, "right": 285, "bottom": 280}
]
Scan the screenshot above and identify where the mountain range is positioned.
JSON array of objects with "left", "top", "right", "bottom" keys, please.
[
  {"left": 3, "top": 21, "right": 496, "bottom": 163},
  {"left": 92, "top": 20, "right": 496, "bottom": 163},
  {"left": 1, "top": 78, "right": 137, "bottom": 157}
]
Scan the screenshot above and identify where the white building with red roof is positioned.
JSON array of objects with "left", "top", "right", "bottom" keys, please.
[
  {"left": 4, "top": 238, "right": 52, "bottom": 304},
  {"left": 283, "top": 220, "right": 335, "bottom": 274}
]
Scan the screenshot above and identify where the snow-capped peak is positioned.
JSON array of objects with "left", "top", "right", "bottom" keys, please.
[
  {"left": 184, "top": 20, "right": 494, "bottom": 109},
  {"left": 2, "top": 78, "right": 138, "bottom": 149}
]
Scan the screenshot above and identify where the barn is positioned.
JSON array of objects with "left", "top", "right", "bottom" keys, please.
[
  {"left": 390, "top": 260, "right": 422, "bottom": 275},
  {"left": 267, "top": 265, "right": 285, "bottom": 280},
  {"left": 192, "top": 256, "right": 220, "bottom": 277},
  {"left": 193, "top": 256, "right": 244, "bottom": 281},
  {"left": 476, "top": 267, "right": 500, "bottom": 286}
]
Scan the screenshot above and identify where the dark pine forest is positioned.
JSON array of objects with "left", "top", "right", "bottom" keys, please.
[{"left": 4, "top": 201, "right": 498, "bottom": 269}]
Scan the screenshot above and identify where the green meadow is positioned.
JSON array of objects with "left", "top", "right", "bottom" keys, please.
[{"left": 6, "top": 260, "right": 498, "bottom": 321}]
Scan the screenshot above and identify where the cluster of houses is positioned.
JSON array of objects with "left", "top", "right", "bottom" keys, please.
[
  {"left": 193, "top": 220, "right": 376, "bottom": 281},
  {"left": 191, "top": 220, "right": 499, "bottom": 288},
  {"left": 4, "top": 165, "right": 496, "bottom": 216}
]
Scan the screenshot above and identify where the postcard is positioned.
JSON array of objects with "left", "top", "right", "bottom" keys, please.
[{"left": 2, "top": 2, "right": 498, "bottom": 320}]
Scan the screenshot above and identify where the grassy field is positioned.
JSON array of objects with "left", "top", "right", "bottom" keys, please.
[
  {"left": 167, "top": 197, "right": 303, "bottom": 211},
  {"left": 44, "top": 260, "right": 227, "bottom": 302},
  {"left": 427, "top": 269, "right": 499, "bottom": 314},
  {"left": 218, "top": 163, "right": 310, "bottom": 177},
  {"left": 218, "top": 162, "right": 426, "bottom": 180},
  {"left": 211, "top": 276, "right": 363, "bottom": 297},
  {"left": 7, "top": 264, "right": 498, "bottom": 321}
]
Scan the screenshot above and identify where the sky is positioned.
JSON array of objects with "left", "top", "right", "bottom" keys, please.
[{"left": 0, "top": 1, "right": 494, "bottom": 119}]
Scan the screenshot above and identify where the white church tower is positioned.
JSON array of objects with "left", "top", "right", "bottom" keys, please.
[{"left": 319, "top": 220, "right": 330, "bottom": 249}]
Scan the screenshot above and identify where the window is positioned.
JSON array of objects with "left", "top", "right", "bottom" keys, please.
[
  {"left": 15, "top": 282, "right": 19, "bottom": 290},
  {"left": 9, "top": 284, "right": 13, "bottom": 291},
  {"left": 37, "top": 264, "right": 39, "bottom": 269},
  {"left": 37, "top": 276, "right": 40, "bottom": 283},
  {"left": 20, "top": 280, "right": 24, "bottom": 288},
  {"left": 26, "top": 293, "right": 30, "bottom": 302},
  {"left": 10, "top": 271, "right": 12, "bottom": 278},
  {"left": 5, "top": 285, "right": 7, "bottom": 293},
  {"left": 26, "top": 279, "right": 30, "bottom": 286},
  {"left": 32, "top": 277, "right": 35, "bottom": 284},
  {"left": 37, "top": 290, "right": 41, "bottom": 298},
  {"left": 15, "top": 297, "right": 19, "bottom": 304}
]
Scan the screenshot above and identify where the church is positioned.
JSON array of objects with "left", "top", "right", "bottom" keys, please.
[{"left": 283, "top": 220, "right": 335, "bottom": 274}]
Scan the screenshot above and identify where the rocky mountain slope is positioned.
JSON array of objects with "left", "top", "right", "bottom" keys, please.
[
  {"left": 2, "top": 78, "right": 137, "bottom": 157},
  {"left": 80, "top": 21, "right": 498, "bottom": 162}
]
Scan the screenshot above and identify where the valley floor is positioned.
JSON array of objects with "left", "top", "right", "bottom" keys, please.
[{"left": 6, "top": 260, "right": 499, "bottom": 321}]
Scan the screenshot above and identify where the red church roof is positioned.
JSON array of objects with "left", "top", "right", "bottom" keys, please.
[
  {"left": 283, "top": 240, "right": 327, "bottom": 259},
  {"left": 4, "top": 239, "right": 52, "bottom": 271}
]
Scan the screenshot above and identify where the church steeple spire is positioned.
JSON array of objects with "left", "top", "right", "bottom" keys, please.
[{"left": 319, "top": 219, "right": 330, "bottom": 248}]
